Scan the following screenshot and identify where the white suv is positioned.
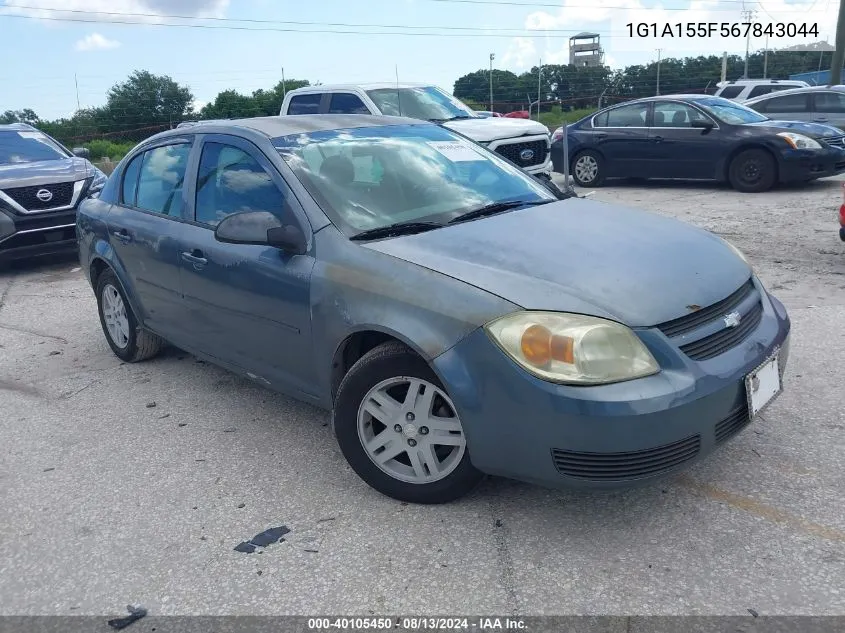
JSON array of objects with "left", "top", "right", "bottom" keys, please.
[
  {"left": 279, "top": 83, "right": 552, "bottom": 178},
  {"left": 714, "top": 79, "right": 810, "bottom": 102}
]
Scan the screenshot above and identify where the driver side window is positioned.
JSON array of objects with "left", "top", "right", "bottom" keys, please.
[{"left": 194, "top": 142, "right": 287, "bottom": 227}]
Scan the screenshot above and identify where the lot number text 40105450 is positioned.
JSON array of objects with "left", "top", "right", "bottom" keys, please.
[{"left": 626, "top": 22, "right": 819, "bottom": 38}]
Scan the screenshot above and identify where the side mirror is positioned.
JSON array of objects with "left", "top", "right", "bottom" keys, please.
[
  {"left": 214, "top": 210, "right": 307, "bottom": 255},
  {"left": 691, "top": 120, "right": 715, "bottom": 131},
  {"left": 72, "top": 147, "right": 90, "bottom": 159}
]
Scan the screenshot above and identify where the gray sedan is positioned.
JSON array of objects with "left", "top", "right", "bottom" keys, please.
[
  {"left": 743, "top": 85, "right": 845, "bottom": 131},
  {"left": 77, "top": 115, "right": 790, "bottom": 504}
]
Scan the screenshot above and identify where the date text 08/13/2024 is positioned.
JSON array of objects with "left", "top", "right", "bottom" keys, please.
[{"left": 626, "top": 22, "right": 819, "bottom": 38}]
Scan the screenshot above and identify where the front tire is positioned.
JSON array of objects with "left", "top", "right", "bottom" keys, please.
[
  {"left": 728, "top": 148, "right": 776, "bottom": 193},
  {"left": 571, "top": 150, "right": 605, "bottom": 187},
  {"left": 333, "top": 342, "right": 483, "bottom": 504},
  {"left": 96, "top": 269, "right": 165, "bottom": 362}
]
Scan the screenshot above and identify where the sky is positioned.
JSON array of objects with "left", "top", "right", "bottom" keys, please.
[{"left": 0, "top": 0, "right": 839, "bottom": 120}]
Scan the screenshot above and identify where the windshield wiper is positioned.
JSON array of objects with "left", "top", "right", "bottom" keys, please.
[
  {"left": 430, "top": 115, "right": 474, "bottom": 122},
  {"left": 349, "top": 221, "right": 444, "bottom": 241},
  {"left": 448, "top": 199, "right": 552, "bottom": 225}
]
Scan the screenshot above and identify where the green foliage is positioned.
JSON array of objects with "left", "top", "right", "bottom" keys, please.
[
  {"left": 199, "top": 79, "right": 310, "bottom": 119},
  {"left": 0, "top": 108, "right": 40, "bottom": 125},
  {"left": 83, "top": 139, "right": 135, "bottom": 162},
  {"left": 538, "top": 107, "right": 596, "bottom": 131}
]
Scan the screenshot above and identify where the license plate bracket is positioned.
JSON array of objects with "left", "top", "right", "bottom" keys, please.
[{"left": 745, "top": 347, "right": 782, "bottom": 419}]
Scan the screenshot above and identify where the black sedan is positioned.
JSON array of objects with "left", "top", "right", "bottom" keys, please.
[{"left": 550, "top": 95, "right": 845, "bottom": 192}]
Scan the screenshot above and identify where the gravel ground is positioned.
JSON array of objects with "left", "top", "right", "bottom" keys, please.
[{"left": 1, "top": 176, "right": 844, "bottom": 617}]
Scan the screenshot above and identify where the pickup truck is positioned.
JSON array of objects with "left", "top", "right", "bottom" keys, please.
[{"left": 279, "top": 83, "right": 552, "bottom": 178}]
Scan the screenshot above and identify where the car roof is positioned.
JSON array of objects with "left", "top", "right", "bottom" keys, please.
[
  {"left": 0, "top": 122, "right": 38, "bottom": 131},
  {"left": 286, "top": 82, "right": 434, "bottom": 93},
  {"left": 716, "top": 79, "right": 808, "bottom": 86},
  {"left": 743, "top": 84, "right": 845, "bottom": 103},
  {"left": 148, "top": 114, "right": 429, "bottom": 142}
]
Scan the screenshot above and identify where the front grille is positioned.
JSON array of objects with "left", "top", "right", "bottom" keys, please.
[
  {"left": 657, "top": 279, "right": 754, "bottom": 338},
  {"left": 551, "top": 435, "right": 701, "bottom": 481},
  {"left": 494, "top": 140, "right": 547, "bottom": 168},
  {"left": 825, "top": 134, "right": 845, "bottom": 149},
  {"left": 715, "top": 406, "right": 751, "bottom": 444},
  {"left": 679, "top": 300, "right": 763, "bottom": 361},
  {"left": 2, "top": 181, "right": 75, "bottom": 211}
]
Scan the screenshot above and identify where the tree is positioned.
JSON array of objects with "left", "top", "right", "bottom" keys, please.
[
  {"left": 104, "top": 70, "right": 194, "bottom": 139},
  {"left": 0, "top": 108, "right": 40, "bottom": 125}
]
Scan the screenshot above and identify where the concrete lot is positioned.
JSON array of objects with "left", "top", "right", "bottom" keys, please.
[{"left": 1, "top": 176, "right": 844, "bottom": 616}]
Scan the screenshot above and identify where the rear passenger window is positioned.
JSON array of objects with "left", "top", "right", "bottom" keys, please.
[
  {"left": 121, "top": 153, "right": 143, "bottom": 206},
  {"left": 135, "top": 143, "right": 191, "bottom": 217},
  {"left": 288, "top": 94, "right": 322, "bottom": 114},
  {"left": 194, "top": 142, "right": 285, "bottom": 227},
  {"left": 816, "top": 92, "right": 845, "bottom": 113},
  {"left": 757, "top": 93, "right": 809, "bottom": 113},
  {"left": 717, "top": 86, "right": 743, "bottom": 99},
  {"left": 328, "top": 93, "right": 369, "bottom": 114}
]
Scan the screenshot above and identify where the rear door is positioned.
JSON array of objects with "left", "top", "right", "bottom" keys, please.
[
  {"left": 647, "top": 101, "right": 723, "bottom": 179},
  {"left": 812, "top": 91, "right": 845, "bottom": 129},
  {"left": 175, "top": 134, "right": 318, "bottom": 397},
  {"left": 589, "top": 102, "right": 652, "bottom": 177},
  {"left": 105, "top": 139, "right": 193, "bottom": 341}
]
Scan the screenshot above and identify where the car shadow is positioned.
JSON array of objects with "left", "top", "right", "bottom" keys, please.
[
  {"left": 0, "top": 252, "right": 80, "bottom": 279},
  {"left": 562, "top": 175, "right": 845, "bottom": 194}
]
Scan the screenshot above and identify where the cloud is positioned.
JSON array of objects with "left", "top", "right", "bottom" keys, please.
[
  {"left": 1, "top": 0, "right": 229, "bottom": 23},
  {"left": 74, "top": 32, "right": 120, "bottom": 51}
]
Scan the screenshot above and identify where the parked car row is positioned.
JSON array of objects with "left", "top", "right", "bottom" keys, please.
[{"left": 550, "top": 94, "right": 845, "bottom": 193}]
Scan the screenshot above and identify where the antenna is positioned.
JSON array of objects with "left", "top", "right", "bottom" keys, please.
[{"left": 395, "top": 64, "right": 403, "bottom": 116}]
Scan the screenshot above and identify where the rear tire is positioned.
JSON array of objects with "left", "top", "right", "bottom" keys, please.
[
  {"left": 728, "top": 148, "right": 776, "bottom": 193},
  {"left": 571, "top": 150, "right": 605, "bottom": 187},
  {"left": 333, "top": 341, "right": 483, "bottom": 504},
  {"left": 96, "top": 269, "right": 165, "bottom": 362}
]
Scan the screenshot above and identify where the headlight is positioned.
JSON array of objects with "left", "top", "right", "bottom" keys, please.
[
  {"left": 89, "top": 169, "right": 108, "bottom": 193},
  {"left": 550, "top": 127, "right": 564, "bottom": 143},
  {"left": 485, "top": 311, "right": 660, "bottom": 385},
  {"left": 720, "top": 236, "right": 750, "bottom": 266},
  {"left": 777, "top": 132, "right": 821, "bottom": 150}
]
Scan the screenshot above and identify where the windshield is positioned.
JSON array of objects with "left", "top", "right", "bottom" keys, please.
[
  {"left": 0, "top": 130, "right": 70, "bottom": 164},
  {"left": 694, "top": 97, "right": 769, "bottom": 124},
  {"left": 366, "top": 86, "right": 477, "bottom": 122},
  {"left": 274, "top": 124, "right": 554, "bottom": 236}
]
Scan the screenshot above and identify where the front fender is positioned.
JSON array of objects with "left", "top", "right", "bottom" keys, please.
[{"left": 309, "top": 227, "right": 520, "bottom": 407}]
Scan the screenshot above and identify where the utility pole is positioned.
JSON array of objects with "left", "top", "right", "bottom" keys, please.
[
  {"left": 74, "top": 73, "right": 80, "bottom": 111},
  {"left": 281, "top": 67, "right": 286, "bottom": 98},
  {"left": 721, "top": 51, "right": 728, "bottom": 82},
  {"left": 655, "top": 48, "right": 662, "bottom": 95},
  {"left": 763, "top": 35, "right": 769, "bottom": 78},
  {"left": 742, "top": 5, "right": 756, "bottom": 78},
  {"left": 537, "top": 58, "right": 542, "bottom": 121},
  {"left": 832, "top": 4, "right": 845, "bottom": 86},
  {"left": 489, "top": 53, "right": 495, "bottom": 111}
]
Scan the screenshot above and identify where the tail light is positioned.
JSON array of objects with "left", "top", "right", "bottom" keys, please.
[{"left": 840, "top": 183, "right": 845, "bottom": 227}]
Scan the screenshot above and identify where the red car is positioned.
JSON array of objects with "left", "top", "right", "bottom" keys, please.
[
  {"left": 504, "top": 110, "right": 530, "bottom": 119},
  {"left": 839, "top": 200, "right": 845, "bottom": 242}
]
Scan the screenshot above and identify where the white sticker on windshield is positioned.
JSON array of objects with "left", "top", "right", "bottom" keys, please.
[
  {"left": 17, "top": 131, "right": 43, "bottom": 139},
  {"left": 426, "top": 140, "right": 486, "bottom": 162}
]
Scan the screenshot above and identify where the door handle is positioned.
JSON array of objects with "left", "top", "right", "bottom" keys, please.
[
  {"left": 814, "top": 118, "right": 828, "bottom": 122},
  {"left": 653, "top": 135, "right": 664, "bottom": 143},
  {"left": 181, "top": 250, "right": 208, "bottom": 266},
  {"left": 595, "top": 133, "right": 608, "bottom": 140},
  {"left": 112, "top": 229, "right": 131, "bottom": 244}
]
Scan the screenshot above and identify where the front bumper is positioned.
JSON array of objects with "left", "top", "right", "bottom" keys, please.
[
  {"left": 550, "top": 140, "right": 565, "bottom": 173},
  {"left": 433, "top": 285, "right": 790, "bottom": 490},
  {"left": 0, "top": 208, "right": 79, "bottom": 263},
  {"left": 778, "top": 146, "right": 845, "bottom": 182}
]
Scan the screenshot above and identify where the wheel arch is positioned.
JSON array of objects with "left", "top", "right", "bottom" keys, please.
[{"left": 88, "top": 250, "right": 145, "bottom": 327}]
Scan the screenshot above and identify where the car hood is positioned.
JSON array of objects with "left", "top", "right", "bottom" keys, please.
[
  {"left": 443, "top": 117, "right": 550, "bottom": 142},
  {"left": 746, "top": 119, "right": 844, "bottom": 138},
  {"left": 363, "top": 199, "right": 751, "bottom": 327},
  {"left": 0, "top": 157, "right": 94, "bottom": 189}
]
